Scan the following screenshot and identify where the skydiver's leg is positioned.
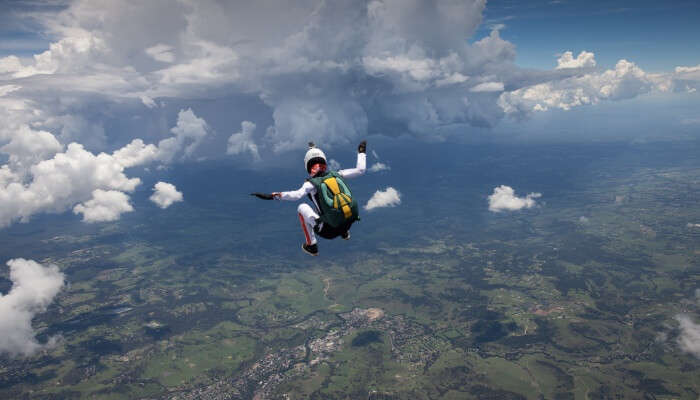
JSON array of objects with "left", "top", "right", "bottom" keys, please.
[{"left": 297, "top": 203, "right": 319, "bottom": 246}]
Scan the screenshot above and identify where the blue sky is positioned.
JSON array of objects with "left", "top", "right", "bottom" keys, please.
[
  {"left": 479, "top": 0, "right": 700, "bottom": 71},
  {"left": 0, "top": 0, "right": 63, "bottom": 57}
]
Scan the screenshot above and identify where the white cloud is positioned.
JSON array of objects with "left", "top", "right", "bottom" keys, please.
[
  {"left": 145, "top": 43, "right": 175, "bottom": 63},
  {"left": 499, "top": 59, "right": 659, "bottom": 114},
  {"left": 328, "top": 159, "right": 341, "bottom": 170},
  {"left": 470, "top": 82, "right": 504, "bottom": 92},
  {"left": 0, "top": 56, "right": 23, "bottom": 75},
  {"left": 150, "top": 181, "right": 183, "bottom": 209},
  {"left": 10, "top": 31, "right": 108, "bottom": 79},
  {"left": 158, "top": 108, "right": 209, "bottom": 163},
  {"left": 579, "top": 216, "right": 590, "bottom": 224},
  {"left": 0, "top": 258, "right": 65, "bottom": 357},
  {"left": 140, "top": 95, "right": 157, "bottom": 108},
  {"left": 226, "top": 120, "right": 260, "bottom": 160},
  {"left": 365, "top": 187, "right": 401, "bottom": 211},
  {"left": 0, "top": 84, "right": 21, "bottom": 96},
  {"left": 676, "top": 314, "right": 700, "bottom": 359},
  {"left": 0, "top": 106, "right": 212, "bottom": 229},
  {"left": 73, "top": 189, "right": 134, "bottom": 222},
  {"left": 369, "top": 162, "right": 390, "bottom": 172},
  {"left": 0, "top": 142, "right": 140, "bottom": 227},
  {"left": 488, "top": 185, "right": 541, "bottom": 212},
  {"left": 0, "top": 125, "right": 63, "bottom": 174},
  {"left": 675, "top": 64, "right": 700, "bottom": 78},
  {"left": 555, "top": 50, "right": 596, "bottom": 69},
  {"left": 112, "top": 138, "right": 159, "bottom": 168}
]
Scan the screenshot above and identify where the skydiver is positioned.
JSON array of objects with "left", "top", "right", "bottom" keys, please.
[{"left": 252, "top": 141, "right": 367, "bottom": 256}]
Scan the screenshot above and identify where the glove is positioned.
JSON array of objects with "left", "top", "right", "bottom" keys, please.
[
  {"left": 358, "top": 140, "right": 366, "bottom": 154},
  {"left": 251, "top": 192, "right": 274, "bottom": 200}
]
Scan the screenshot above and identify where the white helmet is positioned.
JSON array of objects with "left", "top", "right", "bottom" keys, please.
[{"left": 304, "top": 142, "right": 327, "bottom": 173}]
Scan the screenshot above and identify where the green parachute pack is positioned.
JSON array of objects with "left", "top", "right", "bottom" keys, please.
[{"left": 307, "top": 171, "right": 359, "bottom": 228}]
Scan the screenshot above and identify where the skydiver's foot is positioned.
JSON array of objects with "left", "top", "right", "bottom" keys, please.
[
  {"left": 302, "top": 243, "right": 319, "bottom": 256},
  {"left": 341, "top": 231, "right": 350, "bottom": 240}
]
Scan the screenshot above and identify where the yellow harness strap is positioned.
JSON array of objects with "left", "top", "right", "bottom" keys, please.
[
  {"left": 324, "top": 177, "right": 353, "bottom": 219},
  {"left": 324, "top": 177, "right": 340, "bottom": 195}
]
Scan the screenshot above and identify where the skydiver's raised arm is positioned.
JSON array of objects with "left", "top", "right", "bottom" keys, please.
[
  {"left": 274, "top": 181, "right": 314, "bottom": 201},
  {"left": 338, "top": 141, "right": 367, "bottom": 179}
]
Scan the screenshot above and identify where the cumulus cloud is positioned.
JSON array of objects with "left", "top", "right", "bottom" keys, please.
[
  {"left": 150, "top": 181, "right": 183, "bottom": 209},
  {"left": 73, "top": 189, "right": 133, "bottom": 222},
  {"left": 0, "top": 142, "right": 140, "bottom": 227},
  {"left": 365, "top": 187, "right": 401, "bottom": 210},
  {"left": 1, "top": 125, "right": 63, "bottom": 174},
  {"left": 0, "top": 258, "right": 65, "bottom": 357},
  {"left": 111, "top": 138, "right": 159, "bottom": 168},
  {"left": 369, "top": 162, "right": 391, "bottom": 172},
  {"left": 499, "top": 59, "right": 659, "bottom": 114},
  {"left": 0, "top": 108, "right": 209, "bottom": 228},
  {"left": 0, "top": 56, "right": 23, "bottom": 75},
  {"left": 676, "top": 314, "right": 700, "bottom": 359},
  {"left": 227, "top": 121, "right": 260, "bottom": 160},
  {"left": 556, "top": 50, "right": 596, "bottom": 69},
  {"left": 0, "top": 0, "right": 517, "bottom": 155},
  {"left": 157, "top": 108, "right": 209, "bottom": 163},
  {"left": 488, "top": 185, "right": 541, "bottom": 212}
]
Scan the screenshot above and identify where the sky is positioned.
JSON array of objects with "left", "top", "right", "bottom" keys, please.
[
  {"left": 0, "top": 0, "right": 698, "bottom": 228},
  {"left": 480, "top": 0, "right": 700, "bottom": 71}
]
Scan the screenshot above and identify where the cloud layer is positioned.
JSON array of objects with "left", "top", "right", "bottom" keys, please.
[
  {"left": 488, "top": 185, "right": 541, "bottom": 212},
  {"left": 365, "top": 187, "right": 401, "bottom": 210},
  {"left": 0, "top": 259, "right": 65, "bottom": 357},
  {"left": 2, "top": 0, "right": 695, "bottom": 152}
]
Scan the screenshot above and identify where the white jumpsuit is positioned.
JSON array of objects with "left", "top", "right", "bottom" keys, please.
[{"left": 278, "top": 153, "right": 366, "bottom": 245}]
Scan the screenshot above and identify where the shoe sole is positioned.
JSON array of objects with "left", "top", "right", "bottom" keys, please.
[{"left": 302, "top": 244, "right": 318, "bottom": 256}]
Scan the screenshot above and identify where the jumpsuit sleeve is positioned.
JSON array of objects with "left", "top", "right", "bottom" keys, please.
[
  {"left": 338, "top": 152, "right": 366, "bottom": 179},
  {"left": 279, "top": 181, "right": 314, "bottom": 201}
]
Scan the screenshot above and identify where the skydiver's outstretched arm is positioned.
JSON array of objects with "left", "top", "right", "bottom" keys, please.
[
  {"left": 272, "top": 182, "right": 314, "bottom": 201},
  {"left": 338, "top": 141, "right": 366, "bottom": 179}
]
